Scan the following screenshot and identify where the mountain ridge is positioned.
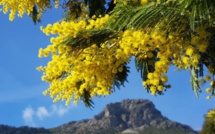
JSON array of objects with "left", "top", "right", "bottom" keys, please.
[
  {"left": 0, "top": 99, "right": 199, "bottom": 134},
  {"left": 51, "top": 99, "right": 198, "bottom": 134}
]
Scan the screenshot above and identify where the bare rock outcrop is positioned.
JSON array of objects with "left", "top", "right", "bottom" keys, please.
[{"left": 52, "top": 99, "right": 198, "bottom": 134}]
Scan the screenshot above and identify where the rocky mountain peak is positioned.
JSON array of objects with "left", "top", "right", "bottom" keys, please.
[
  {"left": 52, "top": 99, "right": 198, "bottom": 134},
  {"left": 94, "top": 99, "right": 163, "bottom": 127}
]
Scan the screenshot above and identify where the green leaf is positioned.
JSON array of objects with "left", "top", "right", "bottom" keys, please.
[
  {"left": 82, "top": 89, "right": 95, "bottom": 108},
  {"left": 190, "top": 66, "right": 202, "bottom": 98},
  {"left": 86, "top": 0, "right": 106, "bottom": 17},
  {"left": 30, "top": 5, "right": 41, "bottom": 24},
  {"left": 108, "top": 0, "right": 215, "bottom": 32},
  {"left": 62, "top": 28, "right": 118, "bottom": 51},
  {"left": 113, "top": 62, "right": 130, "bottom": 90}
]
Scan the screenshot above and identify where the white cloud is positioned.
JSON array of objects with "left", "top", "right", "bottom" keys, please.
[
  {"left": 22, "top": 104, "right": 77, "bottom": 125},
  {"left": 37, "top": 106, "right": 50, "bottom": 120},
  {"left": 57, "top": 106, "right": 69, "bottom": 116},
  {"left": 51, "top": 104, "right": 76, "bottom": 116},
  {"left": 22, "top": 107, "right": 35, "bottom": 126}
]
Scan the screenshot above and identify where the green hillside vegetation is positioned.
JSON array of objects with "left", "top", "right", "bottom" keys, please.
[
  {"left": 136, "top": 127, "right": 198, "bottom": 134},
  {"left": 50, "top": 127, "right": 198, "bottom": 134}
]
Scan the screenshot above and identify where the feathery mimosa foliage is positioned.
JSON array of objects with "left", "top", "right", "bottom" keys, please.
[{"left": 1, "top": 0, "right": 215, "bottom": 110}]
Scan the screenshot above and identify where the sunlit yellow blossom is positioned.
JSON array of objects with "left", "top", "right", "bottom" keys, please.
[
  {"left": 206, "top": 88, "right": 211, "bottom": 93},
  {"left": 157, "top": 85, "right": 163, "bottom": 91},
  {"left": 147, "top": 52, "right": 154, "bottom": 58},
  {"left": 182, "top": 56, "right": 190, "bottom": 65},
  {"left": 0, "top": 0, "right": 58, "bottom": 21},
  {"left": 207, "top": 96, "right": 211, "bottom": 100},
  {"left": 207, "top": 110, "right": 215, "bottom": 120},
  {"left": 142, "top": 81, "right": 147, "bottom": 86},
  {"left": 151, "top": 79, "right": 159, "bottom": 86},
  {"left": 141, "top": 0, "right": 148, "bottom": 5},
  {"left": 205, "top": 75, "right": 211, "bottom": 81},
  {"left": 123, "top": 1, "right": 128, "bottom": 6},
  {"left": 208, "top": 65, "right": 214, "bottom": 74},
  {"left": 186, "top": 46, "right": 194, "bottom": 56},
  {"left": 210, "top": 81, "right": 215, "bottom": 88},
  {"left": 198, "top": 43, "right": 208, "bottom": 53},
  {"left": 191, "top": 59, "right": 198, "bottom": 66},
  {"left": 147, "top": 73, "right": 153, "bottom": 79},
  {"left": 161, "top": 76, "right": 168, "bottom": 82},
  {"left": 191, "top": 36, "right": 200, "bottom": 44},
  {"left": 150, "top": 86, "right": 156, "bottom": 95}
]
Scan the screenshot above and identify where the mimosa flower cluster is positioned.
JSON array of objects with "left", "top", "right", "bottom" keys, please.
[
  {"left": 37, "top": 15, "right": 121, "bottom": 105},
  {"left": 38, "top": 12, "right": 214, "bottom": 105},
  {"left": 0, "top": 0, "right": 59, "bottom": 21},
  {"left": 116, "top": 26, "right": 212, "bottom": 95},
  {"left": 36, "top": 0, "right": 215, "bottom": 105},
  {"left": 118, "top": 0, "right": 161, "bottom": 6},
  {"left": 1, "top": 0, "right": 214, "bottom": 122},
  {"left": 207, "top": 109, "right": 215, "bottom": 121}
]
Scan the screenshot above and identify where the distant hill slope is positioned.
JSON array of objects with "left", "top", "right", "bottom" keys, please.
[
  {"left": 0, "top": 125, "right": 50, "bottom": 134},
  {"left": 51, "top": 99, "right": 198, "bottom": 134}
]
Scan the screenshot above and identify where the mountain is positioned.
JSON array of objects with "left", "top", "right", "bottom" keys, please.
[
  {"left": 0, "top": 99, "right": 199, "bottom": 134},
  {"left": 50, "top": 99, "right": 198, "bottom": 134}
]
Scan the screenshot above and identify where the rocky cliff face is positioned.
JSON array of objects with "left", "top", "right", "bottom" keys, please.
[{"left": 52, "top": 99, "right": 198, "bottom": 134}]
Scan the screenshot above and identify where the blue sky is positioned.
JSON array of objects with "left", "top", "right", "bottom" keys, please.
[{"left": 0, "top": 7, "right": 214, "bottom": 131}]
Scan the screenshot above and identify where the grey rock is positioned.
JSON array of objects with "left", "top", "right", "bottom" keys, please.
[{"left": 51, "top": 99, "right": 198, "bottom": 134}]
